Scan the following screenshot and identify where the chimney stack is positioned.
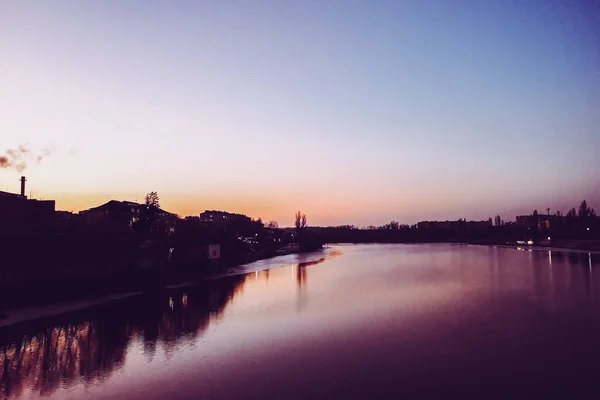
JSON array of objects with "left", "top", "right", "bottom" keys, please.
[{"left": 20, "top": 176, "right": 26, "bottom": 197}]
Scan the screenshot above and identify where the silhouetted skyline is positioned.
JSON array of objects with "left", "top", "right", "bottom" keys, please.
[{"left": 1, "top": 1, "right": 599, "bottom": 225}]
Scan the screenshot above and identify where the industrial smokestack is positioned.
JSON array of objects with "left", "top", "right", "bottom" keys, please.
[{"left": 20, "top": 176, "right": 26, "bottom": 197}]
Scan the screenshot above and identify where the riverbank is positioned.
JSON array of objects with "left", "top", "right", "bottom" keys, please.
[
  {"left": 0, "top": 248, "right": 295, "bottom": 312},
  {"left": 0, "top": 292, "right": 141, "bottom": 328},
  {"left": 0, "top": 249, "right": 330, "bottom": 329},
  {"left": 537, "top": 238, "right": 600, "bottom": 252},
  {"left": 464, "top": 238, "right": 600, "bottom": 253}
]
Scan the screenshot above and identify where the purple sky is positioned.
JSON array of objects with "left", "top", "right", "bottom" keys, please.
[{"left": 1, "top": 1, "right": 599, "bottom": 225}]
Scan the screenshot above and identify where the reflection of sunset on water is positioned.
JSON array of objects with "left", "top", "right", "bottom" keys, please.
[
  {"left": 0, "top": 276, "right": 245, "bottom": 400},
  {"left": 0, "top": 322, "right": 129, "bottom": 399},
  {"left": 2, "top": 245, "right": 600, "bottom": 399}
]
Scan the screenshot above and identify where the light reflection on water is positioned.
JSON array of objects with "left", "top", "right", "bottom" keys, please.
[{"left": 2, "top": 244, "right": 600, "bottom": 399}]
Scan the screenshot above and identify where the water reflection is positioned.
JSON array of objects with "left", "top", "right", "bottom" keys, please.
[
  {"left": 0, "top": 322, "right": 129, "bottom": 399},
  {"left": 2, "top": 246, "right": 600, "bottom": 400},
  {"left": 295, "top": 251, "right": 342, "bottom": 312},
  {"left": 0, "top": 276, "right": 244, "bottom": 399}
]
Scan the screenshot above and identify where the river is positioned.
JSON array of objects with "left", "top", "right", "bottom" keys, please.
[{"left": 1, "top": 244, "right": 600, "bottom": 399}]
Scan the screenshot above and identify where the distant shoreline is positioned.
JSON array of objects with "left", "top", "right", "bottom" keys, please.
[{"left": 463, "top": 238, "right": 600, "bottom": 253}]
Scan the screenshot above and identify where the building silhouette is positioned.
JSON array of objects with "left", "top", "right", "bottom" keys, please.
[
  {"left": 79, "top": 200, "right": 177, "bottom": 235},
  {"left": 0, "top": 176, "right": 55, "bottom": 234},
  {"left": 417, "top": 219, "right": 491, "bottom": 234},
  {"left": 516, "top": 214, "right": 562, "bottom": 230},
  {"left": 199, "top": 210, "right": 251, "bottom": 228}
]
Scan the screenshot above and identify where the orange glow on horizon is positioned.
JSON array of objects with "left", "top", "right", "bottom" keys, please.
[
  {"left": 51, "top": 191, "right": 412, "bottom": 226},
  {"left": 49, "top": 188, "right": 489, "bottom": 226}
]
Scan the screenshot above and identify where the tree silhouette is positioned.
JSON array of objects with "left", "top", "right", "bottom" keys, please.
[
  {"left": 266, "top": 221, "right": 279, "bottom": 229},
  {"left": 382, "top": 221, "right": 400, "bottom": 230},
  {"left": 292, "top": 211, "right": 323, "bottom": 252},
  {"left": 533, "top": 209, "right": 539, "bottom": 217},
  {"left": 145, "top": 191, "right": 160, "bottom": 208},
  {"left": 134, "top": 191, "right": 164, "bottom": 238},
  {"left": 295, "top": 211, "right": 307, "bottom": 231},
  {"left": 579, "top": 200, "right": 592, "bottom": 218},
  {"left": 294, "top": 211, "right": 301, "bottom": 228}
]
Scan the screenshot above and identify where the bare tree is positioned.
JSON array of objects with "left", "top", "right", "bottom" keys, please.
[
  {"left": 494, "top": 215, "right": 502, "bottom": 226},
  {"left": 579, "top": 200, "right": 590, "bottom": 218},
  {"left": 295, "top": 211, "right": 307, "bottom": 230},
  {"left": 266, "top": 221, "right": 279, "bottom": 229},
  {"left": 382, "top": 221, "right": 400, "bottom": 230}
]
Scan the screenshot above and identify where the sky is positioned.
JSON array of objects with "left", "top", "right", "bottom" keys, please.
[{"left": 1, "top": 0, "right": 599, "bottom": 226}]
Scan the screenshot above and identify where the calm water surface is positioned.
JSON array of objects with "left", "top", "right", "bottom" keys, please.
[{"left": 2, "top": 244, "right": 600, "bottom": 399}]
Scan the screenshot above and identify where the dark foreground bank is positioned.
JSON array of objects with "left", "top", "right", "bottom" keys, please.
[{"left": 0, "top": 242, "right": 314, "bottom": 312}]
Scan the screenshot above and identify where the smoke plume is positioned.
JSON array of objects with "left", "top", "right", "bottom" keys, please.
[
  {"left": 0, "top": 145, "right": 51, "bottom": 172},
  {"left": 37, "top": 148, "right": 51, "bottom": 163}
]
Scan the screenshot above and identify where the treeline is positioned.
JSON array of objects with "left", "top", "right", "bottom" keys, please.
[
  {"left": 491, "top": 200, "right": 599, "bottom": 240},
  {"left": 548, "top": 200, "right": 598, "bottom": 238},
  {"left": 313, "top": 199, "right": 600, "bottom": 244},
  {"left": 312, "top": 222, "right": 480, "bottom": 244}
]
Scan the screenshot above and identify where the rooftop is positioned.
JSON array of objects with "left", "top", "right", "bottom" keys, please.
[
  {"left": 84, "top": 200, "right": 178, "bottom": 217},
  {"left": 0, "top": 190, "right": 26, "bottom": 200}
]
